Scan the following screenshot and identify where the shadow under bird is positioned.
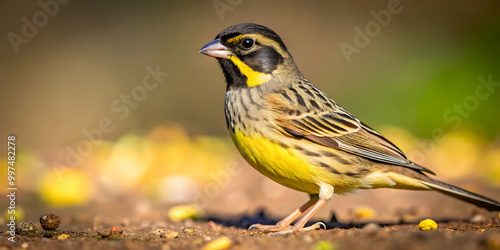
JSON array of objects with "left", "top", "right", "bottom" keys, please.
[{"left": 199, "top": 23, "right": 500, "bottom": 234}]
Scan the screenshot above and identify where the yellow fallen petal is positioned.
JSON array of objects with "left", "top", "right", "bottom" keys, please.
[
  {"left": 39, "top": 170, "right": 92, "bottom": 206},
  {"left": 354, "top": 206, "right": 376, "bottom": 218},
  {"left": 5, "top": 206, "right": 24, "bottom": 222},
  {"left": 168, "top": 205, "right": 203, "bottom": 222},
  {"left": 57, "top": 234, "right": 70, "bottom": 240},
  {"left": 313, "top": 240, "right": 336, "bottom": 250},
  {"left": 202, "top": 237, "right": 231, "bottom": 250},
  {"left": 418, "top": 219, "right": 437, "bottom": 231}
]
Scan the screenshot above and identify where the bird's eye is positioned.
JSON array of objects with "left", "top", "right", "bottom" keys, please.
[{"left": 241, "top": 38, "right": 254, "bottom": 49}]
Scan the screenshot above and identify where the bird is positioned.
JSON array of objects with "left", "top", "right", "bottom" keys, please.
[{"left": 199, "top": 23, "right": 500, "bottom": 234}]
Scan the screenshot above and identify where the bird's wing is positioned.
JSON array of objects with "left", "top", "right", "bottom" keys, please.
[{"left": 266, "top": 90, "right": 435, "bottom": 175}]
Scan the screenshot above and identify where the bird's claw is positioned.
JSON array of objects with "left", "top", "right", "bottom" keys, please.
[
  {"left": 248, "top": 223, "right": 291, "bottom": 233},
  {"left": 270, "top": 222, "right": 326, "bottom": 236},
  {"left": 249, "top": 222, "right": 325, "bottom": 235}
]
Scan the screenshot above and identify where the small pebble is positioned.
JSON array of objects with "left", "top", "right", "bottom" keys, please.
[
  {"left": 108, "top": 226, "right": 125, "bottom": 240},
  {"left": 208, "top": 221, "right": 220, "bottom": 231},
  {"left": 202, "top": 236, "right": 232, "bottom": 250},
  {"left": 110, "top": 226, "right": 124, "bottom": 235},
  {"left": 153, "top": 229, "right": 166, "bottom": 236},
  {"left": 161, "top": 230, "right": 179, "bottom": 239},
  {"left": 16, "top": 222, "right": 39, "bottom": 237},
  {"left": 40, "top": 212, "right": 60, "bottom": 230},
  {"left": 182, "top": 227, "right": 195, "bottom": 233},
  {"left": 469, "top": 214, "right": 487, "bottom": 224},
  {"left": 362, "top": 223, "right": 382, "bottom": 233},
  {"left": 418, "top": 219, "right": 437, "bottom": 231}
]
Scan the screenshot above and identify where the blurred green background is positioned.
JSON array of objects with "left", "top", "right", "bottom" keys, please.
[{"left": 0, "top": 0, "right": 499, "bottom": 222}]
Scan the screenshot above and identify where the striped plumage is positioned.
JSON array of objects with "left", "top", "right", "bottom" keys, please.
[{"left": 200, "top": 23, "right": 500, "bottom": 234}]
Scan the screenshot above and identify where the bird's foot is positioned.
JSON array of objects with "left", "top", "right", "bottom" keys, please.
[
  {"left": 270, "top": 222, "right": 326, "bottom": 236},
  {"left": 248, "top": 223, "right": 292, "bottom": 233},
  {"left": 248, "top": 222, "right": 326, "bottom": 235}
]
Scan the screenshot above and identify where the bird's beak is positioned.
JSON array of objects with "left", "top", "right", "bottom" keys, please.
[{"left": 199, "top": 39, "right": 230, "bottom": 59}]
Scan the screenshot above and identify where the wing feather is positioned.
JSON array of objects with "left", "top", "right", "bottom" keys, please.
[{"left": 266, "top": 87, "right": 435, "bottom": 175}]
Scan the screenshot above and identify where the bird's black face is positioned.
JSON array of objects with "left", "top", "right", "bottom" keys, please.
[{"left": 199, "top": 23, "right": 291, "bottom": 88}]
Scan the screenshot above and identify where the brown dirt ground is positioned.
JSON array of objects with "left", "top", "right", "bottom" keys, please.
[
  {"left": 2, "top": 163, "right": 500, "bottom": 249},
  {"left": 1, "top": 205, "right": 500, "bottom": 250}
]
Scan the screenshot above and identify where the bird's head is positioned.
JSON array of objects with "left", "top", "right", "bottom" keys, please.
[{"left": 199, "top": 23, "right": 301, "bottom": 89}]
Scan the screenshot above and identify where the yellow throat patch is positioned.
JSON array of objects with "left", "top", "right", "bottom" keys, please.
[{"left": 228, "top": 55, "right": 272, "bottom": 87}]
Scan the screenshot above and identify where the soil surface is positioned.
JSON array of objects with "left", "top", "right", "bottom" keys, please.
[
  {"left": 2, "top": 206, "right": 500, "bottom": 250},
  {"left": 2, "top": 160, "right": 500, "bottom": 250}
]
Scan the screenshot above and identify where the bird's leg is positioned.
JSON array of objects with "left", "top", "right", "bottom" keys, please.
[
  {"left": 248, "top": 195, "right": 319, "bottom": 232},
  {"left": 271, "top": 198, "right": 328, "bottom": 235}
]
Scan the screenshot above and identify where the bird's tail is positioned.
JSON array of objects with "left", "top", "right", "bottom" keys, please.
[{"left": 419, "top": 179, "right": 500, "bottom": 211}]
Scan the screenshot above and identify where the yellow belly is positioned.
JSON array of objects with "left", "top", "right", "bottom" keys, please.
[
  {"left": 229, "top": 128, "right": 429, "bottom": 195},
  {"left": 230, "top": 129, "right": 322, "bottom": 194}
]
